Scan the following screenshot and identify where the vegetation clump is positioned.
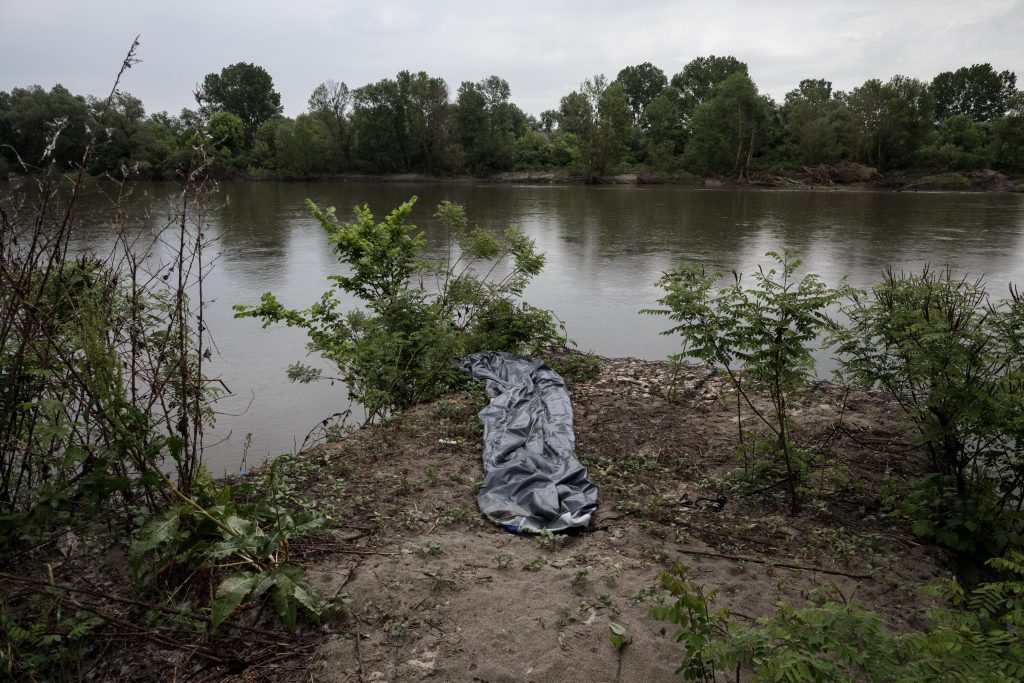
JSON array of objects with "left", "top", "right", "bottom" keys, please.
[
  {"left": 833, "top": 267, "right": 1024, "bottom": 562},
  {"left": 235, "top": 196, "right": 563, "bottom": 422},
  {"left": 644, "top": 248, "right": 841, "bottom": 513},
  {"left": 654, "top": 555, "right": 1024, "bottom": 681}
]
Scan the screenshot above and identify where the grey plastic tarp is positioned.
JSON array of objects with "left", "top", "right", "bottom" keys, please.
[{"left": 458, "top": 351, "right": 598, "bottom": 533}]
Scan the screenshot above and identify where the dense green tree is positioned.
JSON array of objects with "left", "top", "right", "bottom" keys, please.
[
  {"left": 0, "top": 84, "right": 91, "bottom": 169},
  {"left": 199, "top": 63, "right": 283, "bottom": 145},
  {"left": 640, "top": 86, "right": 686, "bottom": 170},
  {"left": 251, "top": 116, "right": 288, "bottom": 169},
  {"left": 349, "top": 77, "right": 406, "bottom": 172},
  {"left": 671, "top": 55, "right": 749, "bottom": 123},
  {"left": 134, "top": 116, "right": 180, "bottom": 177},
  {"left": 539, "top": 109, "right": 559, "bottom": 133},
  {"left": 307, "top": 80, "right": 350, "bottom": 170},
  {"left": 683, "top": 72, "right": 770, "bottom": 179},
  {"left": 557, "top": 90, "right": 594, "bottom": 138},
  {"left": 207, "top": 111, "right": 245, "bottom": 151},
  {"left": 397, "top": 71, "right": 451, "bottom": 173},
  {"left": 273, "top": 114, "right": 332, "bottom": 177},
  {"left": 557, "top": 76, "right": 632, "bottom": 176},
  {"left": 989, "top": 92, "right": 1024, "bottom": 171},
  {"left": 781, "top": 79, "right": 848, "bottom": 165},
  {"left": 589, "top": 81, "right": 632, "bottom": 175},
  {"left": 932, "top": 64, "right": 1017, "bottom": 122},
  {"left": 616, "top": 62, "right": 668, "bottom": 126},
  {"left": 454, "top": 76, "right": 526, "bottom": 173},
  {"left": 918, "top": 114, "right": 991, "bottom": 170},
  {"left": 843, "top": 75, "right": 933, "bottom": 169},
  {"left": 349, "top": 71, "right": 452, "bottom": 174},
  {"left": 88, "top": 92, "right": 147, "bottom": 174}
]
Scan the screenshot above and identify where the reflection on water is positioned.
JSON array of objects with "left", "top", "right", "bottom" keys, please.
[{"left": 47, "top": 181, "right": 1024, "bottom": 472}]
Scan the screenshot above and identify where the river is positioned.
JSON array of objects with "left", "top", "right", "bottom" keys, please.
[{"left": 56, "top": 181, "right": 1024, "bottom": 473}]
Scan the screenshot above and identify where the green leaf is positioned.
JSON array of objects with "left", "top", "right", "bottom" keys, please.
[
  {"left": 129, "top": 505, "right": 184, "bottom": 577},
  {"left": 211, "top": 571, "right": 257, "bottom": 630},
  {"left": 609, "top": 622, "right": 632, "bottom": 649}
]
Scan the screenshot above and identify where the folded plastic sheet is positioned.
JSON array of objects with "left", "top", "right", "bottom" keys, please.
[{"left": 458, "top": 351, "right": 598, "bottom": 533}]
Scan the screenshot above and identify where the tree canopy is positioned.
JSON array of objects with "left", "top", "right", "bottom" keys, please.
[
  {"left": 199, "top": 62, "right": 282, "bottom": 143},
  {"left": 3, "top": 57, "right": 1023, "bottom": 180}
]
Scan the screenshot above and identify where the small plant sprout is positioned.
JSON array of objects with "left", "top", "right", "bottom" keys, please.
[
  {"left": 423, "top": 566, "right": 453, "bottom": 592},
  {"left": 572, "top": 566, "right": 592, "bottom": 586},
  {"left": 495, "top": 552, "right": 515, "bottom": 569},
  {"left": 537, "top": 528, "right": 566, "bottom": 550},
  {"left": 597, "top": 594, "right": 621, "bottom": 614},
  {"left": 609, "top": 622, "right": 632, "bottom": 650},
  {"left": 418, "top": 539, "right": 443, "bottom": 556},
  {"left": 424, "top": 466, "right": 441, "bottom": 485},
  {"left": 522, "top": 557, "right": 546, "bottom": 572}
]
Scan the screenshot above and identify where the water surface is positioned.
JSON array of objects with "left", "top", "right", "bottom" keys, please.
[{"left": 59, "top": 181, "right": 1024, "bottom": 472}]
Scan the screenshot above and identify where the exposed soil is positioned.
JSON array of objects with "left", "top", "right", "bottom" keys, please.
[
  {"left": 4, "top": 353, "right": 955, "bottom": 681},
  {"left": 287, "top": 353, "right": 950, "bottom": 682}
]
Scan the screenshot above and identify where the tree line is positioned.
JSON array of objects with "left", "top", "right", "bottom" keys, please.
[{"left": 2, "top": 57, "right": 1022, "bottom": 181}]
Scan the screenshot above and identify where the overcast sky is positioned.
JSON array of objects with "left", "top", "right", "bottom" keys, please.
[{"left": 2, "top": 0, "right": 1022, "bottom": 118}]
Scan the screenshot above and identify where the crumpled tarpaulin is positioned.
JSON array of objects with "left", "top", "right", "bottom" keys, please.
[{"left": 458, "top": 351, "right": 598, "bottom": 533}]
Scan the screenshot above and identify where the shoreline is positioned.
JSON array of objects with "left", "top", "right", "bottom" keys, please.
[
  {"left": 0, "top": 351, "right": 989, "bottom": 679},
  {"left": 235, "top": 167, "right": 1021, "bottom": 192},
  {"left": 15, "top": 166, "right": 1015, "bottom": 192}
]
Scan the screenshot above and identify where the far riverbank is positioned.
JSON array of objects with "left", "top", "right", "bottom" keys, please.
[{"left": 233, "top": 165, "right": 1021, "bottom": 192}]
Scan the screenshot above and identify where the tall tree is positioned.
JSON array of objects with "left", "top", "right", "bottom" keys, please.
[
  {"left": 683, "top": 72, "right": 769, "bottom": 180},
  {"left": 0, "top": 84, "right": 91, "bottom": 169},
  {"left": 616, "top": 62, "right": 667, "bottom": 126},
  {"left": 782, "top": 79, "right": 848, "bottom": 164},
  {"left": 843, "top": 75, "right": 933, "bottom": 169},
  {"left": 398, "top": 71, "right": 451, "bottom": 173},
  {"left": 557, "top": 75, "right": 631, "bottom": 176},
  {"left": 88, "top": 91, "right": 147, "bottom": 174},
  {"left": 454, "top": 76, "right": 525, "bottom": 172},
  {"left": 671, "top": 55, "right": 749, "bottom": 123},
  {"left": 932, "top": 64, "right": 1017, "bottom": 122},
  {"left": 307, "top": 80, "right": 351, "bottom": 171},
  {"left": 641, "top": 86, "right": 686, "bottom": 170},
  {"left": 989, "top": 92, "right": 1024, "bottom": 171},
  {"left": 199, "top": 63, "right": 283, "bottom": 145}
]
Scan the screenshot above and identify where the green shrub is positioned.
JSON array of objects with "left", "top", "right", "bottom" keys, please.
[
  {"left": 235, "top": 197, "right": 562, "bottom": 422},
  {"left": 654, "top": 554, "right": 1024, "bottom": 682},
  {"left": 644, "top": 249, "right": 841, "bottom": 513},
  {"left": 832, "top": 267, "right": 1024, "bottom": 559}
]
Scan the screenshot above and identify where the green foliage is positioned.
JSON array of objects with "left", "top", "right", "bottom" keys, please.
[
  {"left": 932, "top": 63, "right": 1017, "bottom": 123},
  {"left": 129, "top": 465, "right": 335, "bottom": 631},
  {"left": 212, "top": 564, "right": 324, "bottom": 631},
  {"left": 4, "top": 58, "right": 1019, "bottom": 180},
  {"left": 543, "top": 352, "right": 602, "bottom": 383},
  {"left": 608, "top": 622, "right": 633, "bottom": 650},
  {"left": 616, "top": 62, "right": 668, "bottom": 126},
  {"left": 651, "top": 563, "right": 730, "bottom": 680},
  {"left": 645, "top": 249, "right": 841, "bottom": 513},
  {"left": 781, "top": 79, "right": 848, "bottom": 165},
  {"left": 832, "top": 267, "right": 1024, "bottom": 559},
  {"left": 683, "top": 72, "right": 771, "bottom": 180},
  {"left": 654, "top": 555, "right": 1024, "bottom": 682},
  {"left": 1, "top": 602, "right": 102, "bottom": 680},
  {"left": 235, "top": 197, "right": 561, "bottom": 422},
  {"left": 842, "top": 75, "right": 934, "bottom": 170},
  {"left": 199, "top": 62, "right": 283, "bottom": 144},
  {"left": 671, "top": 55, "right": 750, "bottom": 124}
]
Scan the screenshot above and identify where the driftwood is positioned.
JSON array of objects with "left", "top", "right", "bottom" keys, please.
[
  {"left": 803, "top": 161, "right": 879, "bottom": 185},
  {"left": 803, "top": 164, "right": 835, "bottom": 185}
]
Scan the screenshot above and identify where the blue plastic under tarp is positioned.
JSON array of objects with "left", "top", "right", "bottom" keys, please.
[{"left": 458, "top": 351, "right": 598, "bottom": 533}]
